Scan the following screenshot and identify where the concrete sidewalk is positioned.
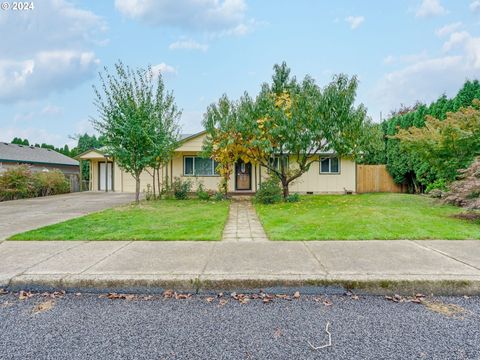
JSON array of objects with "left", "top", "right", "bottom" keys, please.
[{"left": 1, "top": 240, "right": 480, "bottom": 295}]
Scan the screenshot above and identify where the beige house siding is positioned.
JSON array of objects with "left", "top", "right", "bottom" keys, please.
[
  {"left": 287, "top": 157, "right": 356, "bottom": 193},
  {"left": 82, "top": 131, "right": 356, "bottom": 194}
]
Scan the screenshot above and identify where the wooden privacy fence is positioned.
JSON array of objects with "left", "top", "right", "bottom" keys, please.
[{"left": 356, "top": 165, "right": 407, "bottom": 193}]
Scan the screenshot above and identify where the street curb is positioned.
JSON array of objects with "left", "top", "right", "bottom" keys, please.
[{"left": 4, "top": 275, "right": 480, "bottom": 296}]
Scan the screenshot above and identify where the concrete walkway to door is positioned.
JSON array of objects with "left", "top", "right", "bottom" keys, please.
[
  {"left": 222, "top": 200, "right": 268, "bottom": 242},
  {"left": 0, "top": 192, "right": 134, "bottom": 241}
]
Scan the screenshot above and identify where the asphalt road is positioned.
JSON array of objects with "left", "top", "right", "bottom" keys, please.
[{"left": 0, "top": 291, "right": 479, "bottom": 360}]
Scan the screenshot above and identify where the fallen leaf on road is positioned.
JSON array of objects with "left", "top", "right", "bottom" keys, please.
[
  {"left": 75, "top": 293, "right": 82, "bottom": 297},
  {"left": 102, "top": 293, "right": 136, "bottom": 301},
  {"left": 0, "top": 289, "right": 8, "bottom": 295},
  {"left": 174, "top": 293, "right": 192, "bottom": 300},
  {"left": 162, "top": 289, "right": 175, "bottom": 298},
  {"left": 143, "top": 295, "right": 154, "bottom": 301},
  {"left": 18, "top": 291, "right": 34, "bottom": 300},
  {"left": 206, "top": 297, "right": 215, "bottom": 303},
  {"left": 293, "top": 291, "right": 300, "bottom": 299},
  {"left": 273, "top": 328, "right": 282, "bottom": 338},
  {"left": 323, "top": 299, "right": 333, "bottom": 307},
  {"left": 218, "top": 299, "right": 228, "bottom": 306},
  {"left": 42, "top": 291, "right": 66, "bottom": 299},
  {"left": 422, "top": 300, "right": 467, "bottom": 318},
  {"left": 33, "top": 300, "right": 55, "bottom": 314}
]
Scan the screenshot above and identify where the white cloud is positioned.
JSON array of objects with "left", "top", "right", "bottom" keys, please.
[
  {"left": 442, "top": 31, "right": 471, "bottom": 52},
  {"left": 0, "top": 51, "right": 100, "bottom": 103},
  {"left": 0, "top": 127, "right": 63, "bottom": 147},
  {"left": 41, "top": 105, "right": 63, "bottom": 116},
  {"left": 169, "top": 39, "right": 208, "bottom": 52},
  {"left": 435, "top": 22, "right": 462, "bottom": 37},
  {"left": 415, "top": 0, "right": 448, "bottom": 17},
  {"left": 0, "top": 0, "right": 105, "bottom": 102},
  {"left": 470, "top": 0, "right": 480, "bottom": 12},
  {"left": 345, "top": 15, "right": 365, "bottom": 30},
  {"left": 151, "top": 63, "right": 177, "bottom": 77},
  {"left": 383, "top": 55, "right": 395, "bottom": 64},
  {"left": 114, "top": 0, "right": 252, "bottom": 35},
  {"left": 0, "top": 0, "right": 106, "bottom": 58},
  {"left": 370, "top": 29, "right": 480, "bottom": 117}
]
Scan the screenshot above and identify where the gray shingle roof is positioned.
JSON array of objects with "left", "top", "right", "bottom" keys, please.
[{"left": 0, "top": 142, "right": 79, "bottom": 166}]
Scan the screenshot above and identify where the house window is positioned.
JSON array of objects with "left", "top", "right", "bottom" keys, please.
[
  {"left": 268, "top": 156, "right": 288, "bottom": 173},
  {"left": 184, "top": 156, "right": 219, "bottom": 176},
  {"left": 320, "top": 157, "right": 340, "bottom": 174}
]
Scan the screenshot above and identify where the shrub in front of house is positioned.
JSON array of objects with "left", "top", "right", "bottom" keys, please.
[
  {"left": 34, "top": 170, "right": 70, "bottom": 197},
  {"left": 196, "top": 183, "right": 211, "bottom": 201},
  {"left": 285, "top": 193, "right": 301, "bottom": 203},
  {"left": 172, "top": 177, "right": 192, "bottom": 200},
  {"left": 255, "top": 178, "right": 283, "bottom": 204},
  {"left": 0, "top": 165, "right": 37, "bottom": 201}
]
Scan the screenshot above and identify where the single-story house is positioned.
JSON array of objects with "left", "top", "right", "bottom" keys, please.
[
  {"left": 0, "top": 142, "right": 80, "bottom": 191},
  {"left": 77, "top": 131, "right": 356, "bottom": 194}
]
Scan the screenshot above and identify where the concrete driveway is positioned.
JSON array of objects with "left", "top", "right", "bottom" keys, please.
[{"left": 0, "top": 192, "right": 134, "bottom": 240}]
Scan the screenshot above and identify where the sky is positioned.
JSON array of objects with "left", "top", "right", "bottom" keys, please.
[{"left": 1, "top": 0, "right": 480, "bottom": 147}]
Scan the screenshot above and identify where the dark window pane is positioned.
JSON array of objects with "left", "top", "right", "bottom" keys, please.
[
  {"left": 321, "top": 158, "right": 330, "bottom": 173},
  {"left": 331, "top": 158, "right": 339, "bottom": 173},
  {"left": 184, "top": 157, "right": 194, "bottom": 175},
  {"left": 195, "top": 157, "right": 213, "bottom": 175}
]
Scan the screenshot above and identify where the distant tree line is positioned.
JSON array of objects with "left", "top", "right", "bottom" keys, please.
[{"left": 10, "top": 134, "right": 106, "bottom": 182}]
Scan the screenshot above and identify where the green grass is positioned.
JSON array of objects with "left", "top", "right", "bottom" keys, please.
[
  {"left": 9, "top": 199, "right": 230, "bottom": 241},
  {"left": 254, "top": 193, "right": 480, "bottom": 240}
]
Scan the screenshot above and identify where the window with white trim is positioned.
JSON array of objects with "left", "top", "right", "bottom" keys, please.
[
  {"left": 184, "top": 156, "right": 219, "bottom": 176},
  {"left": 320, "top": 157, "right": 340, "bottom": 174},
  {"left": 268, "top": 156, "right": 288, "bottom": 173}
]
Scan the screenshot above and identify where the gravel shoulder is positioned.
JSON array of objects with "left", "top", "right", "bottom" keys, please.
[{"left": 0, "top": 291, "right": 479, "bottom": 359}]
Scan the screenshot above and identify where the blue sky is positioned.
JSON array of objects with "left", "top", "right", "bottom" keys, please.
[{"left": 1, "top": 0, "right": 480, "bottom": 147}]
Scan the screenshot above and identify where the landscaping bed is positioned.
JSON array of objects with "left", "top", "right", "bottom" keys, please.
[
  {"left": 9, "top": 199, "right": 230, "bottom": 241},
  {"left": 254, "top": 193, "right": 480, "bottom": 240}
]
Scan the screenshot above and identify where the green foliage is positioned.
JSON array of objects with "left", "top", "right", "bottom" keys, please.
[
  {"left": 383, "top": 80, "right": 480, "bottom": 191},
  {"left": 212, "top": 191, "right": 226, "bottom": 201},
  {"left": 172, "top": 177, "right": 192, "bottom": 200},
  {"left": 92, "top": 61, "right": 180, "bottom": 203},
  {"left": 205, "top": 62, "right": 371, "bottom": 199},
  {"left": 425, "top": 179, "right": 448, "bottom": 194},
  {"left": 0, "top": 166, "right": 69, "bottom": 201},
  {"left": 34, "top": 170, "right": 70, "bottom": 196},
  {"left": 255, "top": 178, "right": 283, "bottom": 204},
  {"left": 466, "top": 190, "right": 480, "bottom": 199},
  {"left": 11, "top": 137, "right": 29, "bottom": 146},
  {"left": 196, "top": 183, "right": 211, "bottom": 201},
  {"left": 143, "top": 184, "right": 154, "bottom": 201},
  {"left": 356, "top": 123, "right": 387, "bottom": 164},
  {"left": 285, "top": 193, "right": 300, "bottom": 203},
  {"left": 0, "top": 165, "right": 36, "bottom": 201}
]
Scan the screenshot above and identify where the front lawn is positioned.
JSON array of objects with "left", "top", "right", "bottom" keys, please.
[
  {"left": 254, "top": 193, "right": 480, "bottom": 240},
  {"left": 10, "top": 199, "right": 230, "bottom": 241}
]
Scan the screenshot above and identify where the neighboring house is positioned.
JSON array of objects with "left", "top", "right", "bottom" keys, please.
[
  {"left": 77, "top": 131, "right": 356, "bottom": 194},
  {"left": 0, "top": 142, "right": 80, "bottom": 191}
]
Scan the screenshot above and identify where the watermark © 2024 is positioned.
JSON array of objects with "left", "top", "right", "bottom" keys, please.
[{"left": 1, "top": 2, "right": 34, "bottom": 11}]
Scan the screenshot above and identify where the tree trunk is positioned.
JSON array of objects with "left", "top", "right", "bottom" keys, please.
[
  {"left": 135, "top": 175, "right": 141, "bottom": 204},
  {"left": 152, "top": 169, "right": 156, "bottom": 199},
  {"left": 281, "top": 179, "right": 289, "bottom": 199},
  {"left": 157, "top": 167, "right": 161, "bottom": 199}
]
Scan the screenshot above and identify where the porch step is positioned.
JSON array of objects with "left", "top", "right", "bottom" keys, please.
[{"left": 229, "top": 192, "right": 255, "bottom": 201}]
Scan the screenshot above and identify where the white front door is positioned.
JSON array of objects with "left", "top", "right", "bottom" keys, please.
[{"left": 99, "top": 162, "right": 113, "bottom": 191}]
